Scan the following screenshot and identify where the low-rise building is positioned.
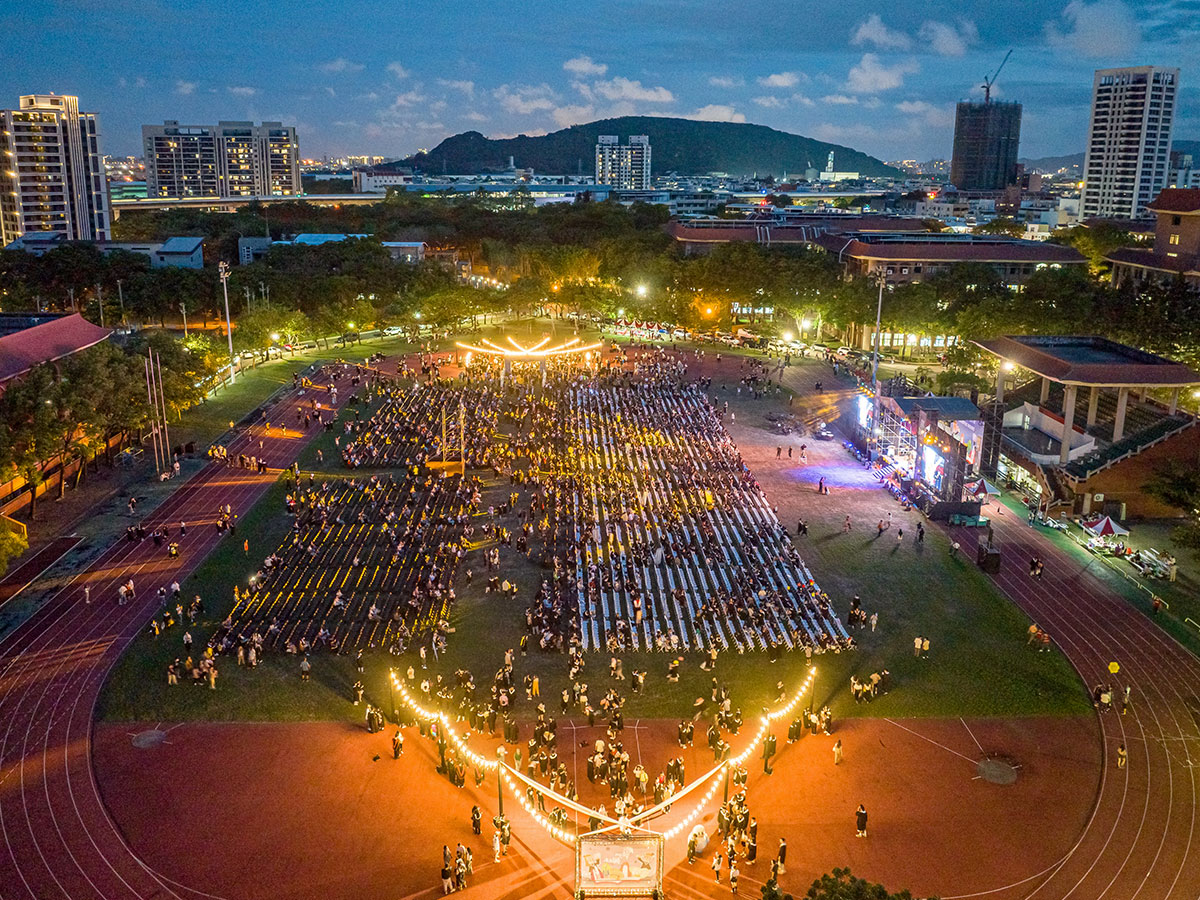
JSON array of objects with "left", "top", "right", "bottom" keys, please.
[
  {"left": 353, "top": 166, "right": 414, "bottom": 193},
  {"left": 812, "top": 231, "right": 1087, "bottom": 287},
  {"left": 4, "top": 232, "right": 204, "bottom": 268},
  {"left": 1107, "top": 188, "right": 1200, "bottom": 290}
]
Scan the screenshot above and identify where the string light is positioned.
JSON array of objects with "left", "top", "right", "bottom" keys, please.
[
  {"left": 390, "top": 667, "right": 818, "bottom": 844},
  {"left": 455, "top": 336, "right": 603, "bottom": 358}
]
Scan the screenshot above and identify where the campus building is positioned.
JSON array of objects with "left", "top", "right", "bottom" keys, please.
[
  {"left": 810, "top": 231, "right": 1086, "bottom": 287},
  {"left": 1081, "top": 66, "right": 1179, "bottom": 220},
  {"left": 595, "top": 135, "right": 651, "bottom": 191},
  {"left": 142, "top": 120, "right": 301, "bottom": 198},
  {"left": 1107, "top": 188, "right": 1200, "bottom": 290},
  {"left": 950, "top": 100, "right": 1022, "bottom": 191},
  {"left": 975, "top": 335, "right": 1200, "bottom": 518},
  {"left": 0, "top": 94, "right": 111, "bottom": 244}
]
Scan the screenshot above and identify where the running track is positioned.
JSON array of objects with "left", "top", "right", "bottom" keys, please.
[
  {"left": 941, "top": 508, "right": 1200, "bottom": 900},
  {"left": 0, "top": 367, "right": 355, "bottom": 900},
  {"left": 1, "top": 353, "right": 1199, "bottom": 899}
]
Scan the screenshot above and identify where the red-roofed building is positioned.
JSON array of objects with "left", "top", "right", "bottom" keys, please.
[
  {"left": 811, "top": 231, "right": 1086, "bottom": 287},
  {"left": 666, "top": 215, "right": 928, "bottom": 254},
  {"left": 0, "top": 314, "right": 112, "bottom": 390},
  {"left": 1108, "top": 188, "right": 1200, "bottom": 290}
]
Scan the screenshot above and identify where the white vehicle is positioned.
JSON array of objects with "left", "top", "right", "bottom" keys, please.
[{"left": 382, "top": 325, "right": 404, "bottom": 336}]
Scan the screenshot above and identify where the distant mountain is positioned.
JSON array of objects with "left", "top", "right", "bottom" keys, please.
[
  {"left": 399, "top": 116, "right": 903, "bottom": 179},
  {"left": 1020, "top": 153, "right": 1084, "bottom": 173},
  {"left": 1021, "top": 140, "right": 1199, "bottom": 174}
]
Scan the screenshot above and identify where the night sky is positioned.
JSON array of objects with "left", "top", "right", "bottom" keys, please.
[{"left": 1, "top": 0, "right": 1195, "bottom": 162}]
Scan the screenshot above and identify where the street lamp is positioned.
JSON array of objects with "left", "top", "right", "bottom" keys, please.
[
  {"left": 782, "top": 331, "right": 794, "bottom": 342},
  {"left": 270, "top": 332, "right": 280, "bottom": 342},
  {"left": 636, "top": 284, "right": 647, "bottom": 297},
  {"left": 218, "top": 261, "right": 236, "bottom": 384},
  {"left": 414, "top": 311, "right": 422, "bottom": 320}
]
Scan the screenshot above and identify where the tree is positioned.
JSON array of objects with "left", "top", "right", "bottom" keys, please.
[
  {"left": 803, "top": 868, "right": 917, "bottom": 900},
  {"left": 1144, "top": 462, "right": 1200, "bottom": 548},
  {"left": 972, "top": 217, "right": 1024, "bottom": 238},
  {"left": 0, "top": 519, "right": 28, "bottom": 579}
]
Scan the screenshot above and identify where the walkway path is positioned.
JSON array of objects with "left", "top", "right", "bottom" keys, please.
[{"left": 0, "top": 367, "right": 354, "bottom": 900}]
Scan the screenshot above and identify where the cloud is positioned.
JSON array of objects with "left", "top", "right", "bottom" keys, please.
[
  {"left": 812, "top": 122, "right": 880, "bottom": 143},
  {"left": 174, "top": 80, "right": 197, "bottom": 95},
  {"left": 552, "top": 104, "right": 595, "bottom": 127},
  {"left": 563, "top": 55, "right": 607, "bottom": 77},
  {"left": 1045, "top": 0, "right": 1141, "bottom": 57},
  {"left": 686, "top": 104, "right": 746, "bottom": 123},
  {"left": 791, "top": 93, "right": 816, "bottom": 108},
  {"left": 918, "top": 20, "right": 979, "bottom": 56},
  {"left": 846, "top": 53, "right": 919, "bottom": 93},
  {"left": 391, "top": 89, "right": 426, "bottom": 108},
  {"left": 463, "top": 111, "right": 488, "bottom": 123},
  {"left": 493, "top": 83, "right": 557, "bottom": 115},
  {"left": 324, "top": 87, "right": 336, "bottom": 98},
  {"left": 851, "top": 13, "right": 912, "bottom": 50},
  {"left": 593, "top": 77, "right": 673, "bottom": 103},
  {"left": 321, "top": 58, "right": 364, "bottom": 74},
  {"left": 752, "top": 96, "right": 785, "bottom": 108},
  {"left": 709, "top": 76, "right": 743, "bottom": 88},
  {"left": 228, "top": 86, "right": 257, "bottom": 97},
  {"left": 438, "top": 79, "right": 475, "bottom": 97},
  {"left": 896, "top": 99, "right": 954, "bottom": 126},
  {"left": 822, "top": 94, "right": 859, "bottom": 105},
  {"left": 386, "top": 62, "right": 410, "bottom": 80},
  {"left": 758, "top": 71, "right": 801, "bottom": 88}
]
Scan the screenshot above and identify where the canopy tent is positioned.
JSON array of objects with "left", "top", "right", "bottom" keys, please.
[
  {"left": 965, "top": 478, "right": 1001, "bottom": 497},
  {"left": 1082, "top": 515, "right": 1129, "bottom": 537}
]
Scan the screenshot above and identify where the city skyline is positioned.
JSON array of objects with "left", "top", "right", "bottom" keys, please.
[{"left": 0, "top": 0, "right": 1197, "bottom": 163}]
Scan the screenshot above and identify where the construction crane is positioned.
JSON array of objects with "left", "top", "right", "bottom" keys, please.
[{"left": 981, "top": 49, "right": 1013, "bottom": 103}]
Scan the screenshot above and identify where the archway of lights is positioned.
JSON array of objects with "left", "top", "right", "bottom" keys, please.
[{"left": 390, "top": 667, "right": 816, "bottom": 846}]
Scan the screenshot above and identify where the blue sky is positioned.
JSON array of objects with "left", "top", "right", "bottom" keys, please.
[{"left": 1, "top": 0, "right": 1197, "bottom": 162}]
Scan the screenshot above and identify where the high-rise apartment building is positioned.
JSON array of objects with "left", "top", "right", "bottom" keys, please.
[
  {"left": 950, "top": 100, "right": 1022, "bottom": 191},
  {"left": 0, "top": 94, "right": 111, "bottom": 245},
  {"left": 595, "top": 135, "right": 651, "bottom": 190},
  {"left": 1082, "top": 66, "right": 1178, "bottom": 219},
  {"left": 142, "top": 120, "right": 300, "bottom": 198}
]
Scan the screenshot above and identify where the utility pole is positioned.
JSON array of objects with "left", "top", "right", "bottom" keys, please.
[
  {"left": 244, "top": 285, "right": 252, "bottom": 314},
  {"left": 95, "top": 283, "right": 105, "bottom": 328},
  {"left": 219, "top": 261, "right": 236, "bottom": 384},
  {"left": 155, "top": 349, "right": 172, "bottom": 461},
  {"left": 180, "top": 301, "right": 188, "bottom": 337},
  {"left": 116, "top": 279, "right": 126, "bottom": 325}
]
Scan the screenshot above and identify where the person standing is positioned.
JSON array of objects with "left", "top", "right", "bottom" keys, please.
[
  {"left": 471, "top": 806, "right": 482, "bottom": 835},
  {"left": 712, "top": 848, "right": 723, "bottom": 884},
  {"left": 1117, "top": 744, "right": 1127, "bottom": 768},
  {"left": 914, "top": 636, "right": 922, "bottom": 658},
  {"left": 855, "top": 804, "right": 869, "bottom": 837},
  {"left": 729, "top": 862, "right": 739, "bottom": 894},
  {"left": 393, "top": 729, "right": 404, "bottom": 759},
  {"left": 833, "top": 739, "right": 843, "bottom": 765},
  {"left": 776, "top": 837, "right": 787, "bottom": 874},
  {"left": 492, "top": 830, "right": 501, "bottom": 863}
]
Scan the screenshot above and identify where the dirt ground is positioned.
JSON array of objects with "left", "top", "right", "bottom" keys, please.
[{"left": 94, "top": 714, "right": 1098, "bottom": 900}]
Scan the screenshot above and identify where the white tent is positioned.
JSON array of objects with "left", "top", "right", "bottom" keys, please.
[{"left": 1082, "top": 515, "right": 1129, "bottom": 537}]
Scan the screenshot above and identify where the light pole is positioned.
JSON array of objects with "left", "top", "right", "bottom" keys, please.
[
  {"left": 870, "top": 273, "right": 885, "bottom": 461},
  {"left": 116, "top": 279, "right": 126, "bottom": 326},
  {"left": 219, "top": 261, "right": 236, "bottom": 384},
  {"left": 180, "top": 301, "right": 188, "bottom": 337}
]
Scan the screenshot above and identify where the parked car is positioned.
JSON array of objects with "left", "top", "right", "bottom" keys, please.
[{"left": 382, "top": 325, "right": 404, "bottom": 336}]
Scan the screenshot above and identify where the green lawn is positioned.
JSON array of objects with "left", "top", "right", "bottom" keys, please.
[
  {"left": 170, "top": 334, "right": 415, "bottom": 450},
  {"left": 100, "top": 353, "right": 1090, "bottom": 725}
]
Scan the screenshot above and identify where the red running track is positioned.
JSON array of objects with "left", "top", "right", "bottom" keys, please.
[
  {"left": 0, "top": 368, "right": 355, "bottom": 900},
  {"left": 943, "top": 509, "right": 1200, "bottom": 900}
]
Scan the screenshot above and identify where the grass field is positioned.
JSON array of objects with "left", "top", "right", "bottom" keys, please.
[{"left": 99, "top": 337, "right": 1091, "bottom": 725}]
